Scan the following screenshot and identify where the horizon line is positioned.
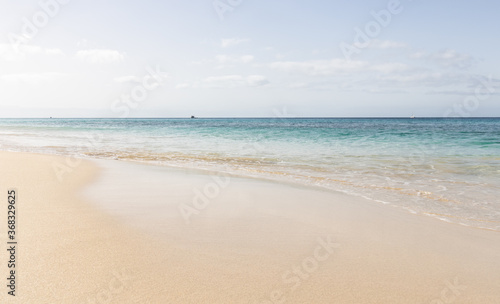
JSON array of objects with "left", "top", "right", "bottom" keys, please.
[{"left": 1, "top": 116, "right": 500, "bottom": 119}]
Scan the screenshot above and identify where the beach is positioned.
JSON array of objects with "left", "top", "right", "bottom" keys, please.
[
  {"left": 2, "top": 0, "right": 499, "bottom": 301},
  {"left": 1, "top": 151, "right": 499, "bottom": 303}
]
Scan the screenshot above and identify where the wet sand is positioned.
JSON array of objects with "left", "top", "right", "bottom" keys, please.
[{"left": 1, "top": 151, "right": 499, "bottom": 303}]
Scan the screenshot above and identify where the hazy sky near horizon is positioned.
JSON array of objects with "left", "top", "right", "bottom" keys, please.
[{"left": 0, "top": 0, "right": 499, "bottom": 117}]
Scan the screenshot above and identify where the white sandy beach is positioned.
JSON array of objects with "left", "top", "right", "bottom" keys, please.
[{"left": 1, "top": 151, "right": 499, "bottom": 303}]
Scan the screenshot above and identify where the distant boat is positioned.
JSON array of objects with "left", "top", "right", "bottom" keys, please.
[
  {"left": 191, "top": 115, "right": 196, "bottom": 119},
  {"left": 410, "top": 114, "right": 415, "bottom": 119}
]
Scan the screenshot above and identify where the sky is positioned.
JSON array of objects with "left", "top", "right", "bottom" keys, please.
[{"left": 0, "top": 0, "right": 499, "bottom": 118}]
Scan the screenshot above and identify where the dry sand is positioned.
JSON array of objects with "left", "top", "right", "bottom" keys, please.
[{"left": 0, "top": 151, "right": 499, "bottom": 303}]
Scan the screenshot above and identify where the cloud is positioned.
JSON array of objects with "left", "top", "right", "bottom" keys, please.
[
  {"left": 190, "top": 55, "right": 254, "bottom": 68},
  {"left": 203, "top": 75, "right": 244, "bottom": 88},
  {"left": 410, "top": 49, "right": 476, "bottom": 69},
  {"left": 176, "top": 83, "right": 190, "bottom": 89},
  {"left": 77, "top": 39, "right": 89, "bottom": 48},
  {"left": 302, "top": 71, "right": 459, "bottom": 91},
  {"left": 0, "top": 44, "right": 40, "bottom": 56},
  {"left": 216, "top": 54, "right": 254, "bottom": 64},
  {"left": 370, "top": 63, "right": 410, "bottom": 73},
  {"left": 76, "top": 49, "right": 125, "bottom": 64},
  {"left": 408, "top": 52, "right": 426, "bottom": 59},
  {"left": 203, "top": 75, "right": 269, "bottom": 88},
  {"left": 286, "top": 79, "right": 352, "bottom": 91},
  {"left": 267, "top": 54, "right": 485, "bottom": 92},
  {"left": 45, "top": 48, "right": 65, "bottom": 56},
  {"left": 0, "top": 72, "right": 66, "bottom": 85},
  {"left": 376, "top": 71, "right": 472, "bottom": 88},
  {"left": 247, "top": 75, "right": 270, "bottom": 87},
  {"left": 0, "top": 44, "right": 64, "bottom": 61},
  {"left": 354, "top": 39, "right": 407, "bottom": 49},
  {"left": 270, "top": 58, "right": 366, "bottom": 76},
  {"left": 430, "top": 49, "right": 476, "bottom": 69},
  {"left": 114, "top": 75, "right": 141, "bottom": 83},
  {"left": 189, "top": 60, "right": 206, "bottom": 65},
  {"left": 426, "top": 75, "right": 500, "bottom": 95},
  {"left": 221, "top": 38, "right": 249, "bottom": 48}
]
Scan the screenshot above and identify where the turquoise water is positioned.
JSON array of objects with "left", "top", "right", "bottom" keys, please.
[{"left": 1, "top": 118, "right": 499, "bottom": 230}]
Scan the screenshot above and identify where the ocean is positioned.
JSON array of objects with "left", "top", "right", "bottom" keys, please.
[{"left": 0, "top": 117, "right": 499, "bottom": 231}]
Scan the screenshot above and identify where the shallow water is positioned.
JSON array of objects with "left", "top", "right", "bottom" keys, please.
[{"left": 1, "top": 117, "right": 499, "bottom": 230}]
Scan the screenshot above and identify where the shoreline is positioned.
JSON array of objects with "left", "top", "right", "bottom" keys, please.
[
  {"left": 89, "top": 156, "right": 499, "bottom": 233},
  {"left": 3, "top": 147, "right": 497, "bottom": 232},
  {"left": 1, "top": 151, "right": 499, "bottom": 303}
]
